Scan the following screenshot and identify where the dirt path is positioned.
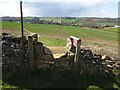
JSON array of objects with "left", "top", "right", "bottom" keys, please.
[
  {"left": 47, "top": 46, "right": 66, "bottom": 54},
  {"left": 47, "top": 45, "right": 118, "bottom": 60}
]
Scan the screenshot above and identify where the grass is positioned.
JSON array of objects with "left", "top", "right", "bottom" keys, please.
[
  {"left": 2, "top": 82, "right": 18, "bottom": 89},
  {"left": 2, "top": 21, "right": 118, "bottom": 46},
  {"left": 2, "top": 22, "right": 118, "bottom": 41},
  {"left": 87, "top": 86, "right": 103, "bottom": 90},
  {"left": 39, "top": 17, "right": 75, "bottom": 23},
  {"left": 103, "top": 27, "right": 118, "bottom": 33},
  {"left": 0, "top": 80, "right": 18, "bottom": 89},
  {"left": 62, "top": 18, "right": 76, "bottom": 23},
  {"left": 0, "top": 21, "right": 2, "bottom": 29},
  {"left": 39, "top": 37, "right": 66, "bottom": 46}
]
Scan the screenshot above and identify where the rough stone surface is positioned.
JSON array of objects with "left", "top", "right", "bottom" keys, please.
[
  {"left": 2, "top": 33, "right": 46, "bottom": 76},
  {"left": 79, "top": 49, "right": 119, "bottom": 75},
  {"left": 2, "top": 33, "right": 29, "bottom": 76},
  {"left": 1, "top": 33, "right": 119, "bottom": 77}
]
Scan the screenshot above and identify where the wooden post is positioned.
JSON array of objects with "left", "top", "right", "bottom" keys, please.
[
  {"left": 28, "top": 36, "right": 35, "bottom": 71},
  {"left": 34, "top": 33, "right": 38, "bottom": 42},
  {"left": 20, "top": 0, "right": 24, "bottom": 43},
  {"left": 69, "top": 36, "right": 84, "bottom": 73},
  {"left": 73, "top": 39, "right": 81, "bottom": 73}
]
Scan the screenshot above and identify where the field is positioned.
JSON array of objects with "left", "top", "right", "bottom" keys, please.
[
  {"left": 2, "top": 21, "right": 119, "bottom": 89},
  {"left": 2, "top": 22, "right": 118, "bottom": 56},
  {"left": 39, "top": 17, "right": 76, "bottom": 23},
  {"left": 2, "top": 22, "right": 118, "bottom": 42},
  {"left": 103, "top": 27, "right": 119, "bottom": 33}
]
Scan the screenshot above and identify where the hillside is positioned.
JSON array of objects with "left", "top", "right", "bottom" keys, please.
[
  {"left": 2, "top": 21, "right": 118, "bottom": 58},
  {"left": 2, "top": 17, "right": 118, "bottom": 28},
  {"left": 2, "top": 22, "right": 118, "bottom": 41}
]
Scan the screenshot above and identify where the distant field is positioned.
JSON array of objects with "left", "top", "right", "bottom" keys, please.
[
  {"left": 2, "top": 22, "right": 118, "bottom": 46},
  {"left": 39, "top": 17, "right": 76, "bottom": 23},
  {"left": 103, "top": 27, "right": 118, "bottom": 33},
  {"left": 0, "top": 21, "right": 2, "bottom": 29}
]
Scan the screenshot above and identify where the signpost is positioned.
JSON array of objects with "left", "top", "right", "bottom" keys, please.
[
  {"left": 20, "top": 0, "right": 24, "bottom": 38},
  {"left": 28, "top": 36, "right": 36, "bottom": 71},
  {"left": 69, "top": 36, "right": 84, "bottom": 73}
]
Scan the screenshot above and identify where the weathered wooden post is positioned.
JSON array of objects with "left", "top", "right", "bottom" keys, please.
[
  {"left": 35, "top": 33, "right": 38, "bottom": 42},
  {"left": 73, "top": 39, "right": 81, "bottom": 73},
  {"left": 28, "top": 36, "right": 36, "bottom": 71},
  {"left": 20, "top": 0, "right": 24, "bottom": 46},
  {"left": 20, "top": 0, "right": 24, "bottom": 38},
  {"left": 69, "top": 36, "right": 81, "bottom": 73}
]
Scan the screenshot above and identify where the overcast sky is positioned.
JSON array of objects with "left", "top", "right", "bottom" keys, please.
[{"left": 0, "top": 0, "right": 119, "bottom": 18}]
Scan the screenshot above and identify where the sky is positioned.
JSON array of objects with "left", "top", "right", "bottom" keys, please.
[{"left": 0, "top": 0, "right": 119, "bottom": 18}]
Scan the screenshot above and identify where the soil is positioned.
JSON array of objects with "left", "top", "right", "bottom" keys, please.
[{"left": 48, "top": 45, "right": 118, "bottom": 60}]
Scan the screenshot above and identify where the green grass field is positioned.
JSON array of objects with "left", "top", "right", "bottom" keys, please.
[
  {"left": 2, "top": 22, "right": 118, "bottom": 46},
  {"left": 103, "top": 27, "right": 118, "bottom": 33}
]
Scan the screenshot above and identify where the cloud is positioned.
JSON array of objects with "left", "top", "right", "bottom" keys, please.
[
  {"left": 0, "top": 0, "right": 118, "bottom": 17},
  {"left": 23, "top": 2, "right": 117, "bottom": 17},
  {"left": 0, "top": 2, "right": 20, "bottom": 16}
]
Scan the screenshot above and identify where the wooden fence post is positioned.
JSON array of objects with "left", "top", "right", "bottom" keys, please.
[
  {"left": 69, "top": 36, "right": 84, "bottom": 74},
  {"left": 28, "top": 36, "right": 35, "bottom": 71},
  {"left": 73, "top": 39, "right": 81, "bottom": 73}
]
